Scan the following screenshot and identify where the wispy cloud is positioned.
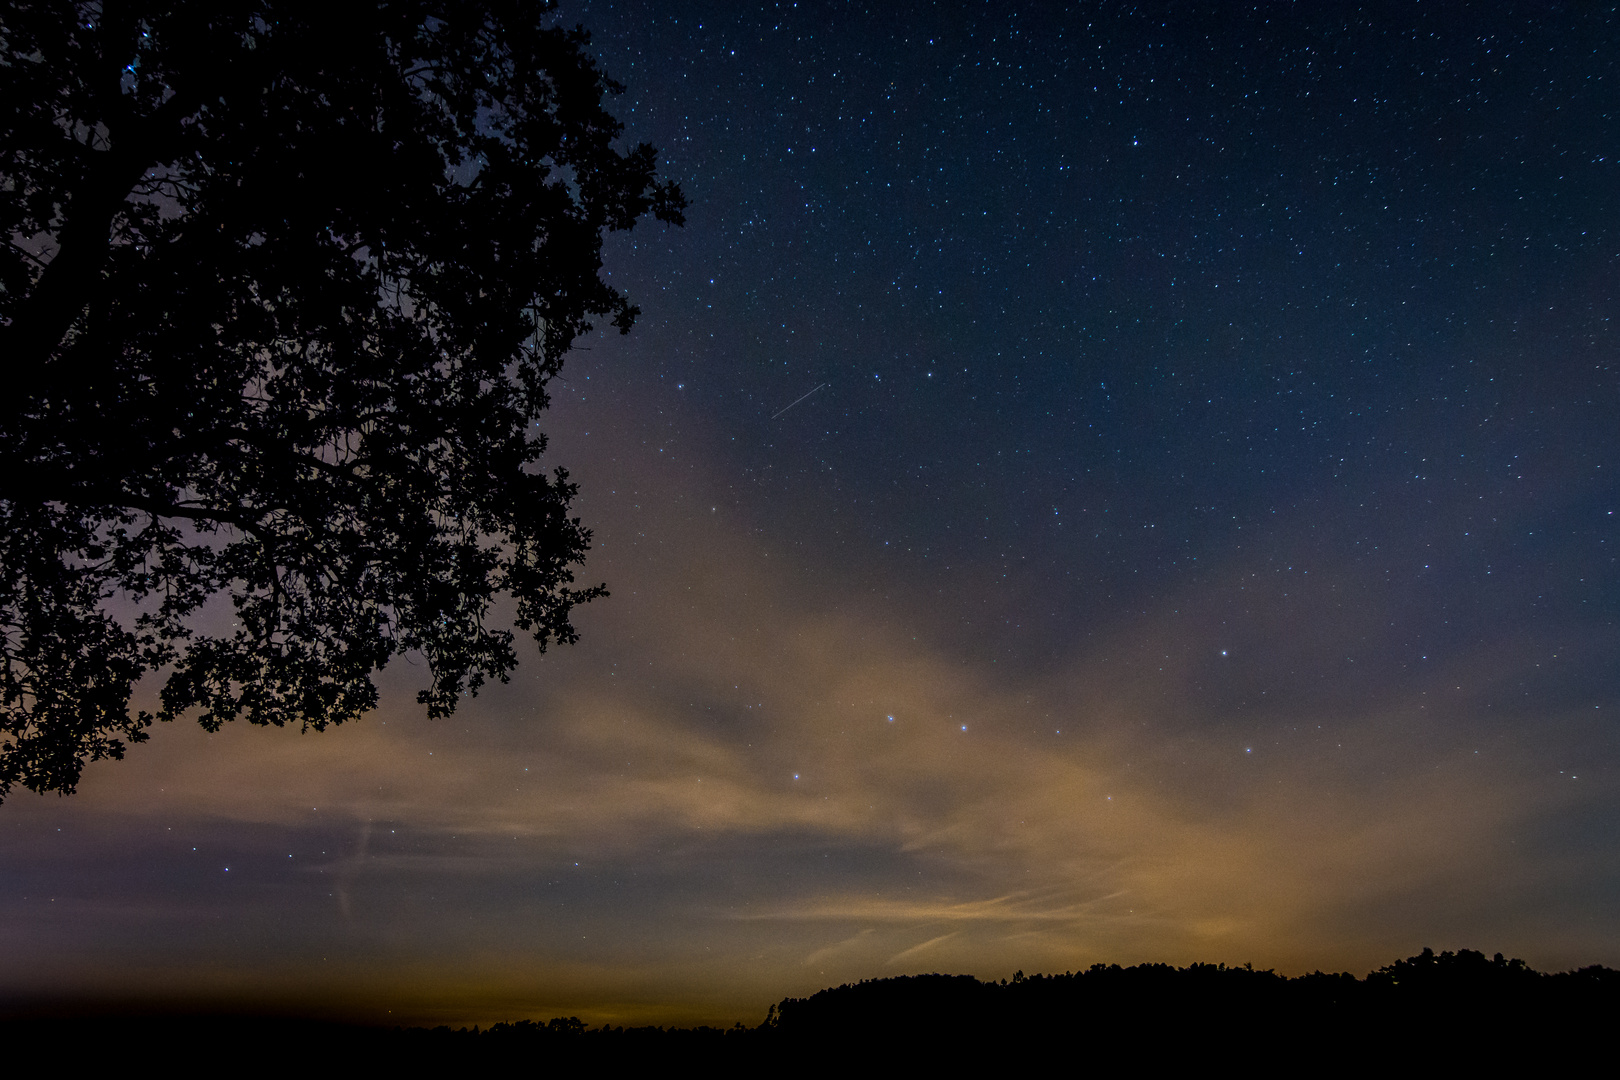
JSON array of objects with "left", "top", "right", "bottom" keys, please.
[{"left": 4, "top": 389, "right": 1614, "bottom": 1022}]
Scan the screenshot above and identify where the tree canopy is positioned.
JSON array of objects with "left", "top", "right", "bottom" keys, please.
[{"left": 0, "top": 0, "right": 684, "bottom": 799}]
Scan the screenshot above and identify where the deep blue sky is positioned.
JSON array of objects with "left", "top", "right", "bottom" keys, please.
[{"left": 573, "top": 0, "right": 1618, "bottom": 700}]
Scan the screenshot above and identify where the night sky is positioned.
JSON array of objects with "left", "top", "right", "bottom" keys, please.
[{"left": 4, "top": 1, "right": 1618, "bottom": 1027}]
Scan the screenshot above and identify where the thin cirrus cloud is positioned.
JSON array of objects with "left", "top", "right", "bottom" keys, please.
[{"left": 1, "top": 375, "right": 1611, "bottom": 1025}]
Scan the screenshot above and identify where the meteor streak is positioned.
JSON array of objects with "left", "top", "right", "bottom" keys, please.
[{"left": 771, "top": 382, "right": 829, "bottom": 419}]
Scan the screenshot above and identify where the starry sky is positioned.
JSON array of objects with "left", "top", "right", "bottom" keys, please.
[{"left": 3, "top": 0, "right": 1618, "bottom": 1028}]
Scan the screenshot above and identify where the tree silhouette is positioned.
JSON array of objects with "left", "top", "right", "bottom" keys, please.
[{"left": 0, "top": 1, "right": 684, "bottom": 798}]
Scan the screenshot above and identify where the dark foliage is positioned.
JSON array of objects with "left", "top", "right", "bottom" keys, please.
[
  {"left": 763, "top": 949, "right": 1620, "bottom": 1066},
  {"left": 0, "top": 1, "right": 684, "bottom": 798}
]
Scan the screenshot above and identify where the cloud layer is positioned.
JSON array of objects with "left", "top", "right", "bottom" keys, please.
[{"left": 4, "top": 370, "right": 1613, "bottom": 1027}]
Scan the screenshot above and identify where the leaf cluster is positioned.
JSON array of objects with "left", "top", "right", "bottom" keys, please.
[{"left": 0, "top": 1, "right": 684, "bottom": 798}]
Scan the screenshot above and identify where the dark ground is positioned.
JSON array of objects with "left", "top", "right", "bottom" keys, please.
[{"left": 6, "top": 950, "right": 1615, "bottom": 1074}]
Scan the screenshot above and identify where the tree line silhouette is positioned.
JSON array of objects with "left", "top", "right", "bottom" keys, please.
[{"left": 7, "top": 949, "right": 1615, "bottom": 1070}]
